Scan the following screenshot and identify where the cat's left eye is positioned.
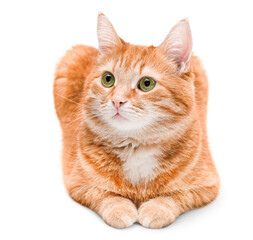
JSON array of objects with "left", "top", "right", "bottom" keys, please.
[
  {"left": 138, "top": 77, "right": 156, "bottom": 92},
  {"left": 101, "top": 72, "right": 115, "bottom": 88}
]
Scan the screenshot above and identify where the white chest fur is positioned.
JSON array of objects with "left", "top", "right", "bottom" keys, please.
[{"left": 119, "top": 145, "right": 160, "bottom": 185}]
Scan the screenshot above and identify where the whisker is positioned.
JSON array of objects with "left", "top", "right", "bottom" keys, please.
[
  {"left": 85, "top": 113, "right": 103, "bottom": 120},
  {"left": 68, "top": 105, "right": 83, "bottom": 120},
  {"left": 56, "top": 92, "right": 84, "bottom": 106},
  {"left": 63, "top": 113, "right": 84, "bottom": 129}
]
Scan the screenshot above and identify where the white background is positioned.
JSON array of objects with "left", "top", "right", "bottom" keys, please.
[{"left": 1, "top": 0, "right": 253, "bottom": 239}]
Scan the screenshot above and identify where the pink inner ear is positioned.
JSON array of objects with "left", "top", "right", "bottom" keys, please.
[{"left": 159, "top": 20, "right": 192, "bottom": 73}]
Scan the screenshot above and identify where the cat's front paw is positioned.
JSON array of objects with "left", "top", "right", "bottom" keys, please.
[
  {"left": 100, "top": 197, "right": 137, "bottom": 229},
  {"left": 138, "top": 198, "right": 177, "bottom": 229}
]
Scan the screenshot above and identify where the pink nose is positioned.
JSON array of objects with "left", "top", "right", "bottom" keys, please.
[{"left": 111, "top": 96, "right": 128, "bottom": 110}]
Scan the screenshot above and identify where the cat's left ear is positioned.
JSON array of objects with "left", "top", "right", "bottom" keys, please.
[
  {"left": 97, "top": 13, "right": 122, "bottom": 54},
  {"left": 158, "top": 19, "right": 192, "bottom": 74}
]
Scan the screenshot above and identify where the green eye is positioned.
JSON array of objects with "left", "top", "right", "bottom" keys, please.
[
  {"left": 101, "top": 72, "right": 115, "bottom": 88},
  {"left": 138, "top": 77, "right": 156, "bottom": 92}
]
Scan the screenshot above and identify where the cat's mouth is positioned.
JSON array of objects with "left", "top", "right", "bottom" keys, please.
[{"left": 112, "top": 113, "right": 128, "bottom": 121}]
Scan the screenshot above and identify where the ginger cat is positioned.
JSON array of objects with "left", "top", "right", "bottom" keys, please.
[{"left": 54, "top": 13, "right": 220, "bottom": 229}]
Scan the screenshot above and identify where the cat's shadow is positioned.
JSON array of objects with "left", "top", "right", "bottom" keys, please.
[{"left": 71, "top": 196, "right": 219, "bottom": 231}]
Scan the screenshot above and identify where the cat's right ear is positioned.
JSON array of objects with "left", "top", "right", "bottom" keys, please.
[{"left": 97, "top": 13, "right": 122, "bottom": 54}]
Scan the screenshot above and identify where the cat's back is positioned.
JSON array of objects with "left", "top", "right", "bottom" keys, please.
[
  {"left": 54, "top": 45, "right": 98, "bottom": 125},
  {"left": 190, "top": 55, "right": 209, "bottom": 125}
]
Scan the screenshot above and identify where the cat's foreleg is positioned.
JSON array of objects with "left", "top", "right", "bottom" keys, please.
[
  {"left": 69, "top": 185, "right": 137, "bottom": 229},
  {"left": 97, "top": 195, "right": 138, "bottom": 228},
  {"left": 138, "top": 185, "right": 219, "bottom": 229}
]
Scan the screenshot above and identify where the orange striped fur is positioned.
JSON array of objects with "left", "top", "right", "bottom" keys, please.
[{"left": 54, "top": 14, "right": 219, "bottom": 229}]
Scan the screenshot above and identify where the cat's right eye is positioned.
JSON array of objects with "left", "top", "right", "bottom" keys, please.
[{"left": 101, "top": 72, "right": 115, "bottom": 88}]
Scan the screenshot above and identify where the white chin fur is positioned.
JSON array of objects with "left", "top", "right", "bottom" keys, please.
[{"left": 110, "top": 116, "right": 145, "bottom": 131}]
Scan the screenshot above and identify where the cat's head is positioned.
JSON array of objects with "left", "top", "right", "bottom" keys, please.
[{"left": 84, "top": 13, "right": 195, "bottom": 142}]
